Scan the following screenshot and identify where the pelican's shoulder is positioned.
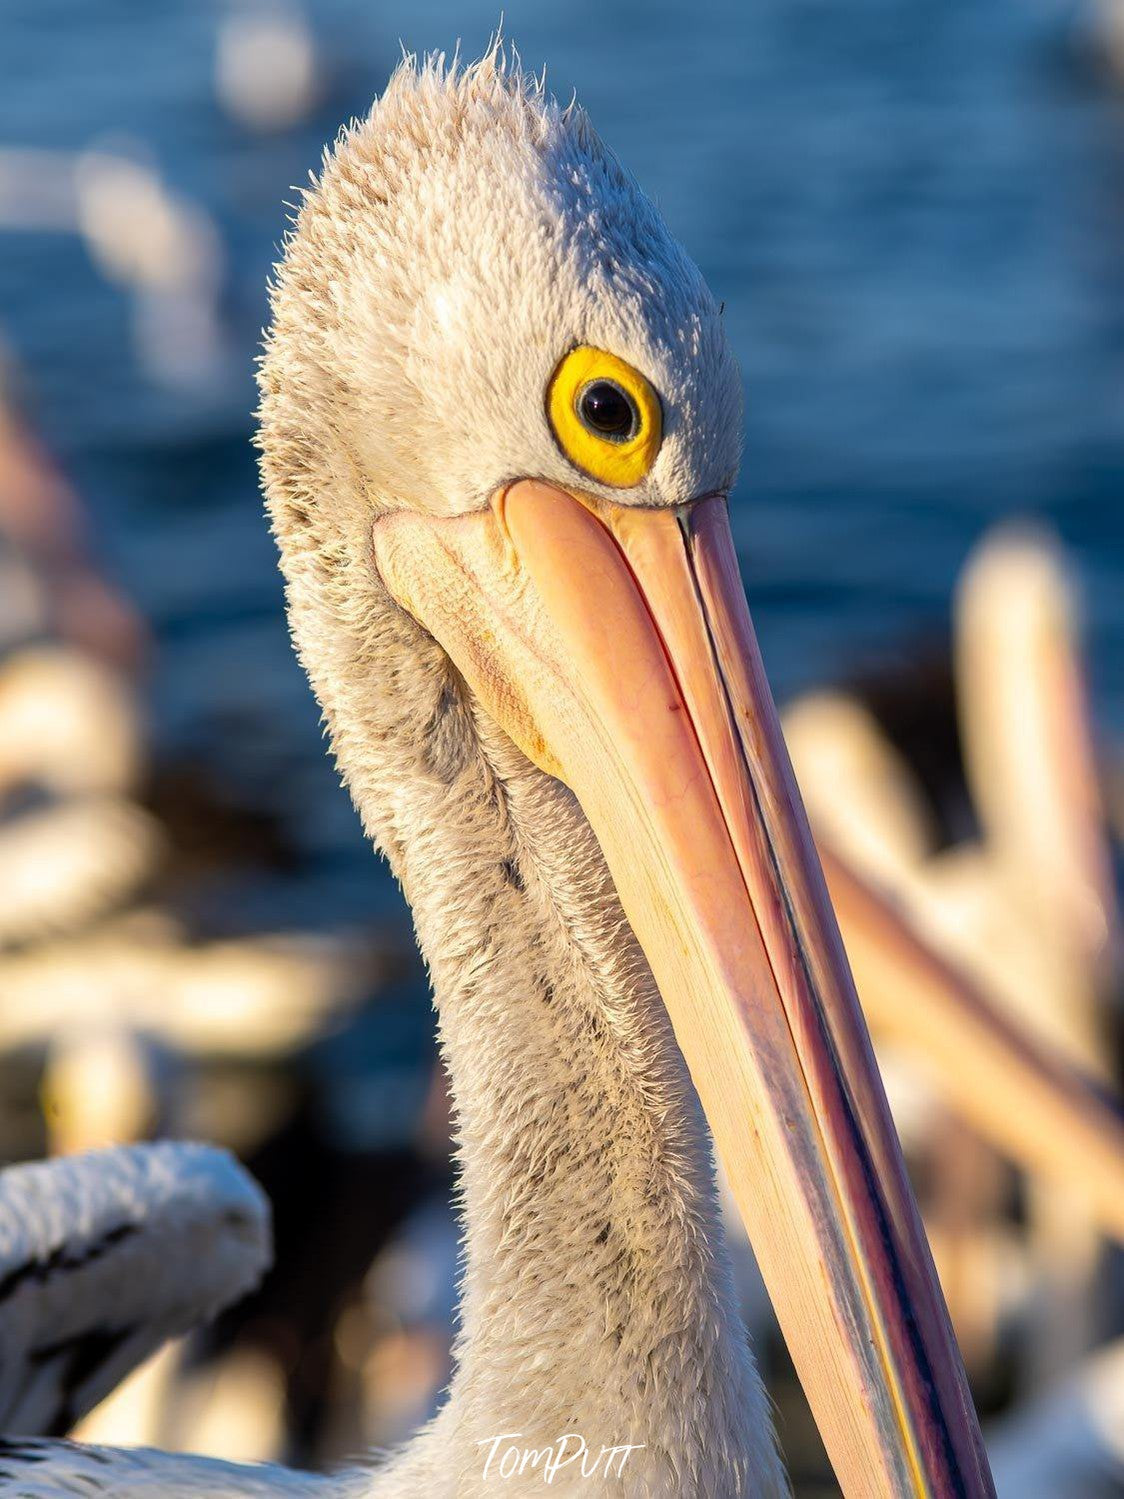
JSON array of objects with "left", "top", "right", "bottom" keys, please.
[
  {"left": 0, "top": 1439, "right": 367, "bottom": 1496},
  {"left": 0, "top": 1142, "right": 271, "bottom": 1439}
]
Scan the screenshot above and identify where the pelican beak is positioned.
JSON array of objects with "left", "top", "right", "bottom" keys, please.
[{"left": 374, "top": 480, "right": 994, "bottom": 1498}]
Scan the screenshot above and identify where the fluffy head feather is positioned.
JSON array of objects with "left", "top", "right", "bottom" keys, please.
[{"left": 259, "top": 44, "right": 742, "bottom": 540}]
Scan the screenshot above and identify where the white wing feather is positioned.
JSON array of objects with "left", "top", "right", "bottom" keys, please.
[
  {"left": 0, "top": 1142, "right": 270, "bottom": 1438},
  {"left": 0, "top": 1440, "right": 367, "bottom": 1496}
]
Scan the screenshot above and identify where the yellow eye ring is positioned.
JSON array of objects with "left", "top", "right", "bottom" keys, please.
[{"left": 546, "top": 346, "right": 663, "bottom": 489}]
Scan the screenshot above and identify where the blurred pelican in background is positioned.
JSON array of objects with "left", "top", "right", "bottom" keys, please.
[
  {"left": 0, "top": 646, "right": 157, "bottom": 945},
  {"left": 785, "top": 522, "right": 1124, "bottom": 1388},
  {"left": 0, "top": 147, "right": 226, "bottom": 390},
  {"left": 214, "top": 4, "right": 320, "bottom": 133}
]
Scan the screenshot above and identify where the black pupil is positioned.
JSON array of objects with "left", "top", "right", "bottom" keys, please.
[{"left": 578, "top": 380, "right": 636, "bottom": 440}]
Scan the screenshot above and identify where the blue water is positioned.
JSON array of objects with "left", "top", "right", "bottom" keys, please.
[{"left": 2, "top": 0, "right": 1123, "bottom": 925}]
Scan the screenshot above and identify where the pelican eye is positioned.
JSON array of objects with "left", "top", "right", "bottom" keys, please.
[
  {"left": 546, "top": 346, "right": 663, "bottom": 488},
  {"left": 576, "top": 380, "right": 638, "bottom": 442}
]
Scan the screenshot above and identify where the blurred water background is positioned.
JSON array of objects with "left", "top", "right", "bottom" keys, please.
[{"left": 2, "top": 0, "right": 1124, "bottom": 1490}]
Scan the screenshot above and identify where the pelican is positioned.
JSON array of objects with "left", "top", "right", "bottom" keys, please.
[
  {"left": 0, "top": 48, "right": 998, "bottom": 1496},
  {"left": 953, "top": 523, "right": 1119, "bottom": 1069},
  {"left": 783, "top": 524, "right": 1124, "bottom": 1379},
  {"left": 0, "top": 1142, "right": 269, "bottom": 1439},
  {"left": 0, "top": 48, "right": 1011, "bottom": 1495},
  {"left": 787, "top": 526, "right": 1120, "bottom": 1081}
]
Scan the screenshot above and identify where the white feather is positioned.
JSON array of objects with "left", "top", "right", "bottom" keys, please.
[
  {"left": 0, "top": 1440, "right": 361, "bottom": 1496},
  {"left": 0, "top": 1142, "right": 270, "bottom": 1439}
]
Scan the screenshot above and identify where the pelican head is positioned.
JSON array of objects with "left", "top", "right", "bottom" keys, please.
[
  {"left": 260, "top": 49, "right": 991, "bottom": 1497},
  {"left": 261, "top": 52, "right": 739, "bottom": 523}
]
